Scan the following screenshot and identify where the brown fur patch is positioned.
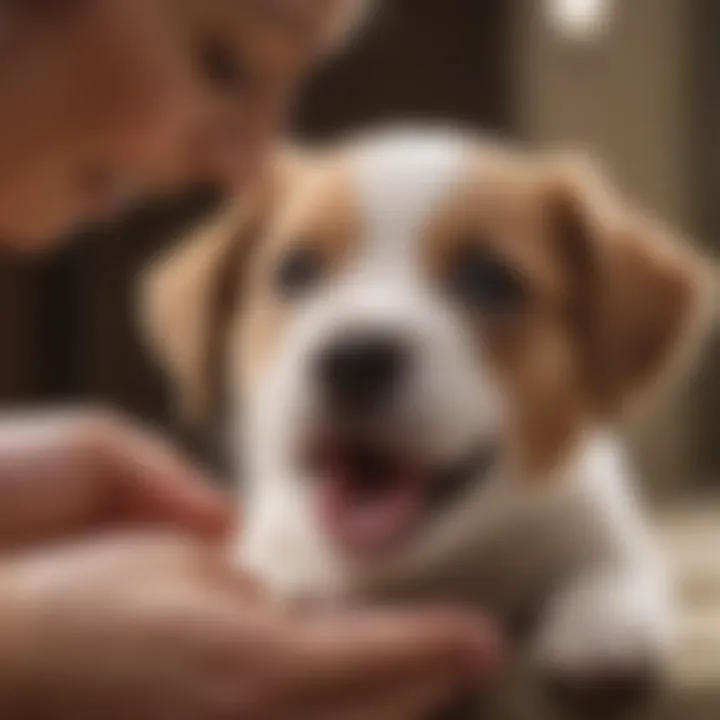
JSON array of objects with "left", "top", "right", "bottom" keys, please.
[
  {"left": 139, "top": 202, "right": 253, "bottom": 422},
  {"left": 541, "top": 157, "right": 714, "bottom": 417},
  {"left": 231, "top": 159, "right": 362, "bottom": 396},
  {"left": 138, "top": 150, "right": 313, "bottom": 423},
  {"left": 421, "top": 150, "right": 583, "bottom": 477},
  {"left": 422, "top": 149, "right": 710, "bottom": 478}
]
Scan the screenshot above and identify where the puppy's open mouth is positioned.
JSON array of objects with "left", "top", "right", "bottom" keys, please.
[{"left": 304, "top": 434, "right": 498, "bottom": 555}]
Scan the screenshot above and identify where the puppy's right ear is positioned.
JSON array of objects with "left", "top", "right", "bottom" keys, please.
[
  {"left": 138, "top": 201, "right": 258, "bottom": 425},
  {"left": 139, "top": 151, "right": 311, "bottom": 426}
]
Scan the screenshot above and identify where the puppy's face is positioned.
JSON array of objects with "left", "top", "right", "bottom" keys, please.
[{"left": 142, "top": 129, "right": 710, "bottom": 570}]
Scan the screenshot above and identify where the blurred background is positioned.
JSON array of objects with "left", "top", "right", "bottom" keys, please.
[{"left": 0, "top": 0, "right": 716, "bottom": 497}]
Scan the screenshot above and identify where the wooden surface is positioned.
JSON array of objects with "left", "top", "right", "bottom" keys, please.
[{"left": 658, "top": 504, "right": 720, "bottom": 691}]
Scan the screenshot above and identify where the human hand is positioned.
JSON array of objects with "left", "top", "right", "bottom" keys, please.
[
  {"left": 0, "top": 532, "right": 501, "bottom": 720},
  {"left": 0, "top": 410, "right": 229, "bottom": 548}
]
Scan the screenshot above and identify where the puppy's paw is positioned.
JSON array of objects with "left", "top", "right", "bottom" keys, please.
[{"left": 535, "top": 571, "right": 670, "bottom": 715}]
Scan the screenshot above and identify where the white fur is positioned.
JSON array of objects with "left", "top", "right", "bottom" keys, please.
[{"left": 236, "top": 129, "right": 671, "bottom": 677}]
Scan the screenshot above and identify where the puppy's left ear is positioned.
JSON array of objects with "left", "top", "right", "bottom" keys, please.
[
  {"left": 138, "top": 151, "right": 313, "bottom": 429},
  {"left": 543, "top": 156, "right": 716, "bottom": 416},
  {"left": 138, "top": 200, "right": 261, "bottom": 426}
]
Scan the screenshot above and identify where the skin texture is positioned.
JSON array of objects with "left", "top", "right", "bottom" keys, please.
[
  {"left": 0, "top": 0, "right": 361, "bottom": 246},
  {"left": 0, "top": 532, "right": 500, "bottom": 719},
  {"left": 0, "top": 2, "right": 503, "bottom": 718},
  {"left": 0, "top": 410, "right": 230, "bottom": 548}
]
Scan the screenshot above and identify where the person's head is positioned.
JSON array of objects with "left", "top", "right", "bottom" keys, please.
[{"left": 0, "top": 0, "right": 367, "bottom": 249}]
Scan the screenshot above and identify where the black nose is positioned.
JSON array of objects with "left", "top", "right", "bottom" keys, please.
[{"left": 315, "top": 331, "right": 410, "bottom": 413}]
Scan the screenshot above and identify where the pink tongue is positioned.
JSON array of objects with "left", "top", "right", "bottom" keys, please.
[{"left": 320, "top": 471, "right": 423, "bottom": 554}]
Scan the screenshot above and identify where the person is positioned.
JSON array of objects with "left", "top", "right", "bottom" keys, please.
[{"left": 0, "top": 1, "right": 502, "bottom": 718}]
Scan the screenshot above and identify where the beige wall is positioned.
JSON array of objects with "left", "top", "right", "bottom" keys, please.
[{"left": 513, "top": 0, "right": 695, "bottom": 493}]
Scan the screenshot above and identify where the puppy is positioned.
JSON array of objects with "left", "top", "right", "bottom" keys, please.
[{"left": 139, "top": 127, "right": 713, "bottom": 710}]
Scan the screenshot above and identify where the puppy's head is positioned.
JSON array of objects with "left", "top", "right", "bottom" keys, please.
[{"left": 140, "top": 129, "right": 712, "bottom": 570}]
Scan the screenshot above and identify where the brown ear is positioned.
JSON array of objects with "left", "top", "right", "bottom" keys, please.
[
  {"left": 544, "top": 157, "right": 715, "bottom": 417},
  {"left": 138, "top": 151, "right": 312, "bottom": 425},
  {"left": 138, "top": 201, "right": 256, "bottom": 424}
]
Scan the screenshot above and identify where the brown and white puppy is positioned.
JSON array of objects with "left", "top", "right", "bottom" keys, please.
[{"left": 140, "top": 127, "right": 712, "bottom": 694}]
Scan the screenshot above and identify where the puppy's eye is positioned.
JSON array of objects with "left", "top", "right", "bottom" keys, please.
[
  {"left": 275, "top": 247, "right": 324, "bottom": 297},
  {"left": 446, "top": 243, "right": 526, "bottom": 312}
]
